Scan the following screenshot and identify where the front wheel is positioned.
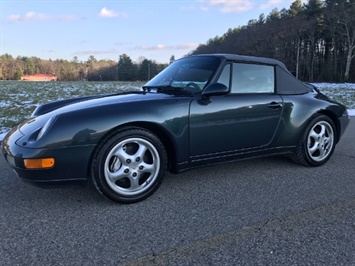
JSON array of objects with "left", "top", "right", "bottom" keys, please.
[
  {"left": 91, "top": 127, "right": 167, "bottom": 203},
  {"left": 293, "top": 115, "right": 336, "bottom": 167}
]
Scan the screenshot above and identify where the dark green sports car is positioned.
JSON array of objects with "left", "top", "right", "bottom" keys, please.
[{"left": 2, "top": 54, "right": 350, "bottom": 203}]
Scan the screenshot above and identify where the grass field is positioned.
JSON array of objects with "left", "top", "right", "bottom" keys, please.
[
  {"left": 1, "top": 80, "right": 354, "bottom": 134},
  {"left": 0, "top": 81, "right": 145, "bottom": 134}
]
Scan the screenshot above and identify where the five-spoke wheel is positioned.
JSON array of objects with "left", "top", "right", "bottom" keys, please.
[
  {"left": 293, "top": 115, "right": 336, "bottom": 166},
  {"left": 91, "top": 127, "right": 167, "bottom": 203},
  {"left": 306, "top": 120, "right": 334, "bottom": 162}
]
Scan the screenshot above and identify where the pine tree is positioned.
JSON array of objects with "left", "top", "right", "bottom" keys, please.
[{"left": 289, "top": 0, "right": 304, "bottom": 17}]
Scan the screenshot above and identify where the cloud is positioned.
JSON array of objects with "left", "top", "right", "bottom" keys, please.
[
  {"left": 58, "top": 15, "right": 79, "bottom": 21},
  {"left": 8, "top": 11, "right": 50, "bottom": 22},
  {"left": 98, "top": 7, "right": 127, "bottom": 18},
  {"left": 259, "top": 0, "right": 283, "bottom": 10},
  {"left": 74, "top": 49, "right": 118, "bottom": 55},
  {"left": 8, "top": 12, "right": 80, "bottom": 22},
  {"left": 174, "top": 44, "right": 200, "bottom": 50},
  {"left": 135, "top": 43, "right": 199, "bottom": 51},
  {"left": 200, "top": 0, "right": 253, "bottom": 13}
]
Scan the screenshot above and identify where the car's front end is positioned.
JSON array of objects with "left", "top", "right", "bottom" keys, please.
[
  {"left": 1, "top": 90, "right": 193, "bottom": 187},
  {"left": 2, "top": 114, "right": 97, "bottom": 186}
]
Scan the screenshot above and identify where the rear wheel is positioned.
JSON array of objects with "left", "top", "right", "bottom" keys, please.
[
  {"left": 293, "top": 115, "right": 336, "bottom": 166},
  {"left": 91, "top": 127, "right": 167, "bottom": 203}
]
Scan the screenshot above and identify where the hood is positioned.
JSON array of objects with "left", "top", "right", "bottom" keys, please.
[
  {"left": 32, "top": 91, "right": 179, "bottom": 117},
  {"left": 17, "top": 91, "right": 187, "bottom": 138}
]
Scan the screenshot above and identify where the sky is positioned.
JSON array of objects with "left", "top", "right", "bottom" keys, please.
[{"left": 1, "top": 0, "right": 306, "bottom": 64}]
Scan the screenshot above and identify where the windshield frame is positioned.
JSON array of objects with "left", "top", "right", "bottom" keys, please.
[{"left": 144, "top": 56, "right": 222, "bottom": 94}]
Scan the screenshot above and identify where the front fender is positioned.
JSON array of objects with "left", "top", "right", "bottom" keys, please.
[{"left": 17, "top": 98, "right": 193, "bottom": 168}]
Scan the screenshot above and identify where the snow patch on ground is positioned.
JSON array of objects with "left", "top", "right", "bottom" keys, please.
[
  {"left": 0, "top": 132, "right": 7, "bottom": 142},
  {"left": 312, "top": 83, "right": 355, "bottom": 89}
]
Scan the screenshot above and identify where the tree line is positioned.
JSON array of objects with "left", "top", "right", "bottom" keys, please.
[
  {"left": 0, "top": 53, "right": 172, "bottom": 81},
  {"left": 190, "top": 0, "right": 355, "bottom": 82}
]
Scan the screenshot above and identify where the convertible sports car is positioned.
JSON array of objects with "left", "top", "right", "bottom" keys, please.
[{"left": 2, "top": 54, "right": 350, "bottom": 203}]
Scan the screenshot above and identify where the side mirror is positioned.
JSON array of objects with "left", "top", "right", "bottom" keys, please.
[{"left": 202, "top": 83, "right": 229, "bottom": 96}]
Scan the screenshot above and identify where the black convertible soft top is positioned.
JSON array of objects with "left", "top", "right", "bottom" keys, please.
[{"left": 193, "top": 54, "right": 313, "bottom": 95}]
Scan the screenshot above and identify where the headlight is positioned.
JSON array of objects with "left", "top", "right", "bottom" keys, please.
[{"left": 36, "top": 116, "right": 57, "bottom": 141}]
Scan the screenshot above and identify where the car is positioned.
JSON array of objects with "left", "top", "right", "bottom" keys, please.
[{"left": 2, "top": 54, "right": 350, "bottom": 203}]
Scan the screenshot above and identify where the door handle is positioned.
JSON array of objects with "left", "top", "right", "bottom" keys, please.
[{"left": 268, "top": 102, "right": 283, "bottom": 109}]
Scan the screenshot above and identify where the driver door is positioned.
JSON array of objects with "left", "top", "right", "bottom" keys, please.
[{"left": 189, "top": 62, "right": 283, "bottom": 161}]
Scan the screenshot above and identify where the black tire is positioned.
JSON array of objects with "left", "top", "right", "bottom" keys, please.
[
  {"left": 91, "top": 127, "right": 167, "bottom": 203},
  {"left": 292, "top": 115, "right": 336, "bottom": 167}
]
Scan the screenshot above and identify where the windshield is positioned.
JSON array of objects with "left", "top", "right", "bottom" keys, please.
[{"left": 144, "top": 56, "right": 221, "bottom": 92}]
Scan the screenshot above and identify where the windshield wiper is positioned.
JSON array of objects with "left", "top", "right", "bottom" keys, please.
[{"left": 142, "top": 85, "right": 194, "bottom": 95}]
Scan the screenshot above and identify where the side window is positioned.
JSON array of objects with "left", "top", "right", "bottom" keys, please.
[
  {"left": 217, "top": 64, "right": 231, "bottom": 88},
  {"left": 231, "top": 63, "right": 275, "bottom": 93}
]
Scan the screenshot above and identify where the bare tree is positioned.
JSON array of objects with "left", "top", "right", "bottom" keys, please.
[{"left": 325, "top": 0, "right": 355, "bottom": 81}]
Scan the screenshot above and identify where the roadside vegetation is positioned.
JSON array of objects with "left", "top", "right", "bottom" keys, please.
[{"left": 0, "top": 54, "right": 170, "bottom": 82}]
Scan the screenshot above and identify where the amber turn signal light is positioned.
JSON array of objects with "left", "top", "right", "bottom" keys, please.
[{"left": 24, "top": 158, "right": 55, "bottom": 169}]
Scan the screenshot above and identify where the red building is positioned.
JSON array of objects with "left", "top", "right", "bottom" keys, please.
[{"left": 21, "top": 74, "right": 58, "bottom": 81}]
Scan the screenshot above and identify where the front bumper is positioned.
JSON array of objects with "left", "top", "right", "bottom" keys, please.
[{"left": 2, "top": 130, "right": 96, "bottom": 185}]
